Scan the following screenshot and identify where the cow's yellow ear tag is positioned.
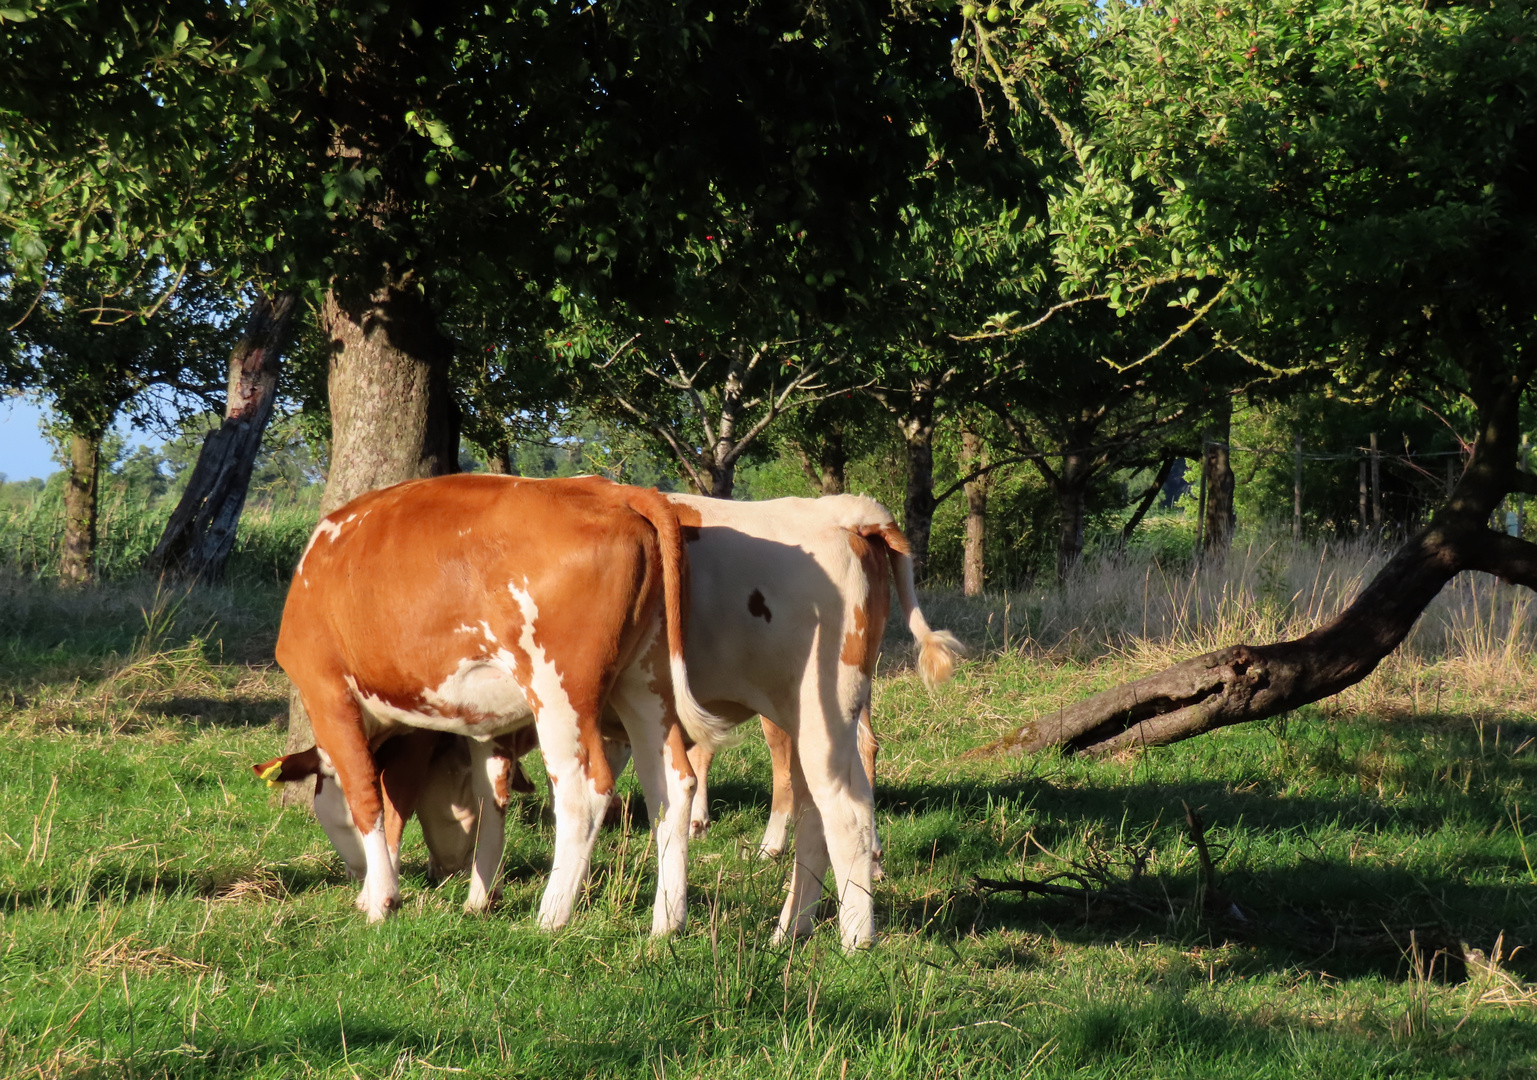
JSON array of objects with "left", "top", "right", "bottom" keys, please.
[{"left": 258, "top": 762, "right": 283, "bottom": 787}]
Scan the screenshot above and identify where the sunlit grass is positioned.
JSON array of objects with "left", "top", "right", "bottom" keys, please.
[{"left": 1, "top": 547, "right": 1534, "bottom": 1079}]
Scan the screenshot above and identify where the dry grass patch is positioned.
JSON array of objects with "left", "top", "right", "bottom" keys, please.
[{"left": 84, "top": 935, "right": 214, "bottom": 976}]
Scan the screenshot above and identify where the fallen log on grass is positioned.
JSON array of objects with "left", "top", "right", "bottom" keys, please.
[{"left": 970, "top": 382, "right": 1537, "bottom": 758}]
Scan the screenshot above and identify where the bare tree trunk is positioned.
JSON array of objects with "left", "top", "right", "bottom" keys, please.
[
  {"left": 962, "top": 426, "right": 989, "bottom": 596},
  {"left": 974, "top": 376, "right": 1536, "bottom": 758},
  {"left": 1202, "top": 398, "right": 1235, "bottom": 564},
  {"left": 1055, "top": 468, "right": 1089, "bottom": 582},
  {"left": 795, "top": 424, "right": 846, "bottom": 496},
  {"left": 147, "top": 290, "right": 299, "bottom": 581},
  {"left": 282, "top": 277, "right": 460, "bottom": 804},
  {"left": 483, "top": 440, "right": 513, "bottom": 475},
  {"left": 894, "top": 378, "right": 938, "bottom": 581},
  {"left": 60, "top": 429, "right": 100, "bottom": 584}
]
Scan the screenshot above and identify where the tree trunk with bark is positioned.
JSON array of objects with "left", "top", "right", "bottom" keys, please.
[
  {"left": 282, "top": 278, "right": 460, "bottom": 805},
  {"left": 974, "top": 375, "right": 1536, "bottom": 758},
  {"left": 60, "top": 429, "right": 100, "bottom": 584},
  {"left": 795, "top": 423, "right": 846, "bottom": 496},
  {"left": 147, "top": 290, "right": 299, "bottom": 581},
  {"left": 1202, "top": 397, "right": 1235, "bottom": 565},
  {"left": 1049, "top": 450, "right": 1096, "bottom": 581},
  {"left": 962, "top": 426, "right": 989, "bottom": 596},
  {"left": 895, "top": 378, "right": 938, "bottom": 581},
  {"left": 482, "top": 440, "right": 513, "bottom": 475},
  {"left": 317, "top": 283, "right": 460, "bottom": 514}
]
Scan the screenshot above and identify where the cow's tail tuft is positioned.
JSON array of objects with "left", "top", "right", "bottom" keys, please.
[
  {"left": 626, "top": 488, "right": 732, "bottom": 748},
  {"left": 861, "top": 519, "right": 965, "bottom": 690}
]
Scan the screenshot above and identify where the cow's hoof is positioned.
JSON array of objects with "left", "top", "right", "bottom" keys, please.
[
  {"left": 463, "top": 887, "right": 501, "bottom": 914},
  {"left": 357, "top": 890, "right": 400, "bottom": 922}
]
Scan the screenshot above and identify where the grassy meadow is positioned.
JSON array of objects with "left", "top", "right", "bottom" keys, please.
[{"left": 2, "top": 526, "right": 1536, "bottom": 1078}]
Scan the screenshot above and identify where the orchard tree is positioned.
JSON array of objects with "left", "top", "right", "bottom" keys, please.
[
  {"left": 0, "top": 265, "right": 236, "bottom": 581},
  {"left": 962, "top": 0, "right": 1537, "bottom": 755}
]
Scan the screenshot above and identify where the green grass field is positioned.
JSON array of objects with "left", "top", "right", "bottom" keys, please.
[{"left": 2, "top": 553, "right": 1535, "bottom": 1079}]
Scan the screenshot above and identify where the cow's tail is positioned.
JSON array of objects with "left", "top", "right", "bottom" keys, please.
[
  {"left": 626, "top": 487, "right": 731, "bottom": 748},
  {"left": 858, "top": 519, "right": 965, "bottom": 689}
]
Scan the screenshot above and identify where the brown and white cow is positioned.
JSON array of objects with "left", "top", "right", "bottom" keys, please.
[
  {"left": 273, "top": 474, "right": 713, "bottom": 934},
  {"left": 665, "top": 493, "right": 961, "bottom": 944},
  {"left": 269, "top": 487, "right": 956, "bottom": 950},
  {"left": 673, "top": 495, "right": 960, "bottom": 864}
]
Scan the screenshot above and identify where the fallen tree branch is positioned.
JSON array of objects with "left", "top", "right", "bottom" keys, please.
[{"left": 967, "top": 380, "right": 1536, "bottom": 758}]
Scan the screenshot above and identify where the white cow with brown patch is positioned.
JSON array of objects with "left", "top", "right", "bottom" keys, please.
[
  {"left": 273, "top": 474, "right": 709, "bottom": 935},
  {"left": 666, "top": 493, "right": 961, "bottom": 943}
]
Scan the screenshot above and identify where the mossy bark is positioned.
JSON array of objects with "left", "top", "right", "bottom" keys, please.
[{"left": 60, "top": 430, "right": 100, "bottom": 585}]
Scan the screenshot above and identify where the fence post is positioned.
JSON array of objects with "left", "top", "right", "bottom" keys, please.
[
  {"left": 1293, "top": 436, "right": 1303, "bottom": 542},
  {"left": 1369, "top": 432, "right": 1382, "bottom": 539}
]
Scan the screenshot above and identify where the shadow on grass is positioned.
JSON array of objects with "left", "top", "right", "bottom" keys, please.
[
  {"left": 60, "top": 975, "right": 1537, "bottom": 1079},
  {"left": 139, "top": 695, "right": 287, "bottom": 727},
  {"left": 703, "top": 719, "right": 1537, "bottom": 985}
]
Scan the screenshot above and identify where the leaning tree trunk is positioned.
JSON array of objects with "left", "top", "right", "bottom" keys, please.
[
  {"left": 975, "top": 376, "right": 1535, "bottom": 758},
  {"left": 146, "top": 290, "right": 299, "bottom": 581},
  {"left": 1121, "top": 455, "right": 1179, "bottom": 547},
  {"left": 60, "top": 429, "right": 100, "bottom": 584},
  {"left": 281, "top": 278, "right": 460, "bottom": 805}
]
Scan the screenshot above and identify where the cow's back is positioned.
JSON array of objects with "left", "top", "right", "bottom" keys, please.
[
  {"left": 667, "top": 494, "right": 885, "bottom": 721},
  {"left": 279, "top": 474, "right": 663, "bottom": 738}
]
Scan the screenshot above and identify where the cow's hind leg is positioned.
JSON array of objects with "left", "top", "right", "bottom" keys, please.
[
  {"left": 304, "top": 686, "right": 399, "bottom": 922},
  {"left": 856, "top": 704, "right": 884, "bottom": 881},
  {"left": 773, "top": 750, "right": 830, "bottom": 945},
  {"left": 686, "top": 742, "right": 715, "bottom": 838},
  {"left": 534, "top": 705, "right": 615, "bottom": 931},
  {"left": 782, "top": 708, "right": 877, "bottom": 950},
  {"left": 611, "top": 663, "right": 697, "bottom": 935}
]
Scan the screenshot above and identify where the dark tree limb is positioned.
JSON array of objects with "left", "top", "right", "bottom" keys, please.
[
  {"left": 971, "top": 374, "right": 1533, "bottom": 757},
  {"left": 1120, "top": 454, "right": 1178, "bottom": 545},
  {"left": 147, "top": 289, "right": 299, "bottom": 581}
]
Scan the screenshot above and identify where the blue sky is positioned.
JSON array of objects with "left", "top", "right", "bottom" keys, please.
[{"left": 0, "top": 398, "right": 56, "bottom": 482}]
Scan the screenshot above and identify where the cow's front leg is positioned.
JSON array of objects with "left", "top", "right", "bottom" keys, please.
[
  {"left": 306, "top": 689, "right": 400, "bottom": 922},
  {"left": 534, "top": 708, "right": 614, "bottom": 931},
  {"left": 464, "top": 737, "right": 517, "bottom": 913}
]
